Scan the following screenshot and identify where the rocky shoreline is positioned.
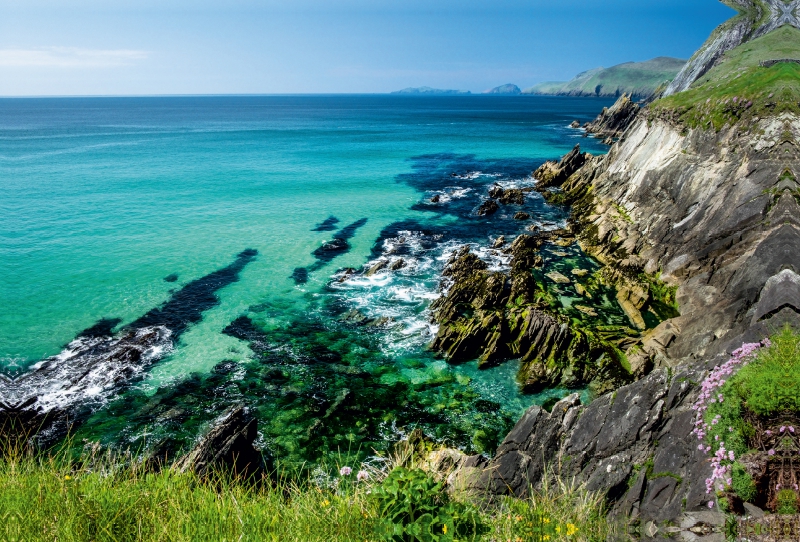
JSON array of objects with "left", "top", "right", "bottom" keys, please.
[{"left": 434, "top": 5, "right": 800, "bottom": 535}]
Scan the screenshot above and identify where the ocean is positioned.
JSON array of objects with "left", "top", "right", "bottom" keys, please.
[{"left": 0, "top": 95, "right": 614, "bottom": 466}]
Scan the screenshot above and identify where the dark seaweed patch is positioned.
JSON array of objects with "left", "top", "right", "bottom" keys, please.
[
  {"left": 77, "top": 318, "right": 122, "bottom": 339},
  {"left": 291, "top": 267, "right": 309, "bottom": 284},
  {"left": 164, "top": 274, "right": 179, "bottom": 283},
  {"left": 128, "top": 249, "right": 258, "bottom": 339},
  {"left": 311, "top": 216, "right": 340, "bottom": 232}
]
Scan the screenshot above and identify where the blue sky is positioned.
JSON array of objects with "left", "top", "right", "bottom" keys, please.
[{"left": 0, "top": 0, "right": 734, "bottom": 96}]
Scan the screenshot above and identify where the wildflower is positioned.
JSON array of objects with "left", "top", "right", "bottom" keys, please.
[
  {"left": 729, "top": 427, "right": 734, "bottom": 432},
  {"left": 442, "top": 524, "right": 447, "bottom": 535},
  {"left": 566, "top": 523, "right": 579, "bottom": 536},
  {"left": 339, "top": 466, "right": 352, "bottom": 476},
  {"left": 768, "top": 449, "right": 776, "bottom": 456},
  {"left": 556, "top": 526, "right": 561, "bottom": 534},
  {"left": 543, "top": 517, "right": 551, "bottom": 524},
  {"left": 64, "top": 475, "right": 72, "bottom": 480},
  {"left": 708, "top": 501, "right": 714, "bottom": 509},
  {"left": 356, "top": 470, "right": 369, "bottom": 482},
  {"left": 542, "top": 537, "right": 550, "bottom": 542},
  {"left": 515, "top": 515, "right": 523, "bottom": 522},
  {"left": 765, "top": 430, "right": 773, "bottom": 436},
  {"left": 780, "top": 426, "right": 786, "bottom": 433},
  {"left": 790, "top": 426, "right": 796, "bottom": 433},
  {"left": 322, "top": 499, "right": 330, "bottom": 507}
]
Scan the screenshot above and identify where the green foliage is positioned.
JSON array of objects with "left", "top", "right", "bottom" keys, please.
[
  {"left": 730, "top": 462, "right": 757, "bottom": 503},
  {"left": 776, "top": 489, "right": 799, "bottom": 515},
  {"left": 733, "top": 328, "right": 800, "bottom": 416},
  {"left": 371, "top": 467, "right": 483, "bottom": 541}
]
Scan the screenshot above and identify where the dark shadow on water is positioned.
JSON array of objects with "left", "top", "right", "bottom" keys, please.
[
  {"left": 128, "top": 248, "right": 258, "bottom": 340},
  {"left": 311, "top": 216, "right": 340, "bottom": 232}
]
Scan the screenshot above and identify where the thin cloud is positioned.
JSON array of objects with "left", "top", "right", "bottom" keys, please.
[{"left": 0, "top": 47, "right": 148, "bottom": 68}]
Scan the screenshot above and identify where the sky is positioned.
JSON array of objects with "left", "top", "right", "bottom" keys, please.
[{"left": 0, "top": 0, "right": 735, "bottom": 96}]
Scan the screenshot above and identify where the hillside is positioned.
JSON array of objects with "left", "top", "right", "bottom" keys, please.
[
  {"left": 524, "top": 57, "right": 686, "bottom": 99},
  {"left": 390, "top": 86, "right": 471, "bottom": 95},
  {"left": 651, "top": 25, "right": 800, "bottom": 128}
]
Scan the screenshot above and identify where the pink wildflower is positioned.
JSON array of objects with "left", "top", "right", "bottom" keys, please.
[{"left": 340, "top": 466, "right": 352, "bottom": 476}]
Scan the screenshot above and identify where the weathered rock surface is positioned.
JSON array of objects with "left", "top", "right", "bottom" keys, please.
[
  {"left": 465, "top": 367, "right": 723, "bottom": 538},
  {"left": 476, "top": 199, "right": 500, "bottom": 216},
  {"left": 545, "top": 112, "right": 800, "bottom": 369}
]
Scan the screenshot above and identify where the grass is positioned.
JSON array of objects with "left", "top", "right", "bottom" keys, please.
[
  {"left": 0, "top": 443, "right": 615, "bottom": 542},
  {"left": 650, "top": 25, "right": 800, "bottom": 129}
]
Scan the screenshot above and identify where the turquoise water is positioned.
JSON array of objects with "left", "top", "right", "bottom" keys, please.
[{"left": 1, "top": 95, "right": 613, "bottom": 464}]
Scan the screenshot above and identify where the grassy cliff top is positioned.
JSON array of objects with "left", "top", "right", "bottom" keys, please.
[
  {"left": 524, "top": 57, "right": 685, "bottom": 99},
  {"left": 651, "top": 25, "right": 800, "bottom": 128}
]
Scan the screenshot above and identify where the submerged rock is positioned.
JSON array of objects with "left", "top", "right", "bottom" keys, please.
[
  {"left": 545, "top": 271, "right": 571, "bottom": 284},
  {"left": 513, "top": 212, "right": 530, "bottom": 220}
]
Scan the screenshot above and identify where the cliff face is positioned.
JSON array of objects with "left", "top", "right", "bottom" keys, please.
[
  {"left": 462, "top": 108, "right": 800, "bottom": 538},
  {"left": 559, "top": 113, "right": 800, "bottom": 367}
]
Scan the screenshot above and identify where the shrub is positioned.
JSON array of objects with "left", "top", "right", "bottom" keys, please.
[
  {"left": 371, "top": 467, "right": 483, "bottom": 541},
  {"left": 730, "top": 463, "right": 757, "bottom": 503}
]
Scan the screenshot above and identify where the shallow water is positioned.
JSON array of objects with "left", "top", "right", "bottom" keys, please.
[{"left": 0, "top": 95, "right": 614, "bottom": 464}]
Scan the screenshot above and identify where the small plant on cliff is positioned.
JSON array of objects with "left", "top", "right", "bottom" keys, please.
[{"left": 371, "top": 467, "right": 484, "bottom": 541}]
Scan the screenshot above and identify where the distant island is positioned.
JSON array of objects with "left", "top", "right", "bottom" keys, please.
[
  {"left": 523, "top": 56, "right": 685, "bottom": 99},
  {"left": 482, "top": 84, "right": 521, "bottom": 95},
  {"left": 390, "top": 87, "right": 472, "bottom": 95}
]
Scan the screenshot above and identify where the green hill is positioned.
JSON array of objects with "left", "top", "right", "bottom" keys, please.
[
  {"left": 524, "top": 57, "right": 686, "bottom": 99},
  {"left": 651, "top": 25, "right": 800, "bottom": 128}
]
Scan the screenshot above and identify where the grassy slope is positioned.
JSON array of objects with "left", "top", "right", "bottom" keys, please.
[
  {"left": 0, "top": 449, "right": 612, "bottom": 542},
  {"left": 650, "top": 25, "right": 800, "bottom": 128},
  {"left": 525, "top": 58, "right": 685, "bottom": 98}
]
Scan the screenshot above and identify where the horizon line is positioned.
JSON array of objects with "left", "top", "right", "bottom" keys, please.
[{"left": 0, "top": 92, "right": 608, "bottom": 99}]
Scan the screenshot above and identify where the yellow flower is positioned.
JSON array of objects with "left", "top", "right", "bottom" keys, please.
[
  {"left": 556, "top": 526, "right": 561, "bottom": 533},
  {"left": 515, "top": 515, "right": 523, "bottom": 522},
  {"left": 64, "top": 475, "right": 72, "bottom": 480},
  {"left": 566, "top": 523, "right": 579, "bottom": 536},
  {"left": 321, "top": 499, "right": 330, "bottom": 507},
  {"left": 442, "top": 524, "right": 447, "bottom": 534},
  {"left": 543, "top": 536, "right": 550, "bottom": 541},
  {"left": 543, "top": 517, "right": 551, "bottom": 524}
]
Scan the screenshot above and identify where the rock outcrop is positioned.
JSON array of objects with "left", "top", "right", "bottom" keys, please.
[
  {"left": 467, "top": 367, "right": 722, "bottom": 539},
  {"left": 583, "top": 94, "right": 640, "bottom": 140},
  {"left": 430, "top": 236, "right": 639, "bottom": 395},
  {"left": 173, "top": 405, "right": 267, "bottom": 479}
]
